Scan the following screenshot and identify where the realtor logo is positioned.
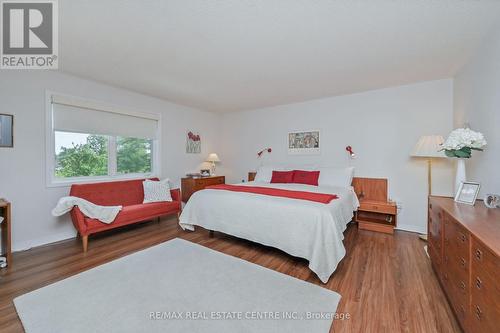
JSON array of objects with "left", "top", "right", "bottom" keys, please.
[{"left": 1, "top": 0, "right": 58, "bottom": 69}]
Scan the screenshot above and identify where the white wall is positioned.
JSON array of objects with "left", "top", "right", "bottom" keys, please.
[
  {"left": 0, "top": 71, "right": 221, "bottom": 251},
  {"left": 453, "top": 22, "right": 500, "bottom": 197},
  {"left": 220, "top": 79, "right": 455, "bottom": 233}
]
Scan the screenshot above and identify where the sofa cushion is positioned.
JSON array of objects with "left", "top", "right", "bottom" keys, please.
[
  {"left": 143, "top": 179, "right": 172, "bottom": 203},
  {"left": 85, "top": 201, "right": 180, "bottom": 231}
]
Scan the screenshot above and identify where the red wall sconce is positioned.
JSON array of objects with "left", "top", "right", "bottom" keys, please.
[{"left": 346, "top": 146, "right": 356, "bottom": 159}]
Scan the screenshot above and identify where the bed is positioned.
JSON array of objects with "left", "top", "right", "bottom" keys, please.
[{"left": 179, "top": 168, "right": 359, "bottom": 283}]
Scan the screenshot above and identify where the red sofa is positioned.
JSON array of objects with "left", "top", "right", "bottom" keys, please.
[{"left": 70, "top": 178, "right": 181, "bottom": 252}]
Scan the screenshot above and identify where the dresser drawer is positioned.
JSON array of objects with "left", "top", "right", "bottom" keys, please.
[
  {"left": 470, "top": 238, "right": 500, "bottom": 333},
  {"left": 443, "top": 245, "right": 470, "bottom": 278},
  {"left": 471, "top": 237, "right": 500, "bottom": 285},
  {"left": 195, "top": 176, "right": 225, "bottom": 189},
  {"left": 471, "top": 299, "right": 500, "bottom": 333},
  {"left": 428, "top": 207, "right": 443, "bottom": 255},
  {"left": 443, "top": 217, "right": 470, "bottom": 279},
  {"left": 451, "top": 298, "right": 469, "bottom": 330},
  {"left": 444, "top": 216, "right": 469, "bottom": 258}
]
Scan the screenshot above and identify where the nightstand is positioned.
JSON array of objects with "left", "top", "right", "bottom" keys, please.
[
  {"left": 248, "top": 172, "right": 256, "bottom": 182},
  {"left": 352, "top": 177, "right": 397, "bottom": 234},
  {"left": 181, "top": 176, "right": 225, "bottom": 202},
  {"left": 356, "top": 200, "right": 397, "bottom": 234}
]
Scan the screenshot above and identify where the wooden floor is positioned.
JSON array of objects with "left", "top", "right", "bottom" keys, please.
[{"left": 0, "top": 217, "right": 461, "bottom": 333}]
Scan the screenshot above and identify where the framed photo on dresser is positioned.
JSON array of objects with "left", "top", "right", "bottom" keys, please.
[{"left": 454, "top": 181, "right": 481, "bottom": 205}]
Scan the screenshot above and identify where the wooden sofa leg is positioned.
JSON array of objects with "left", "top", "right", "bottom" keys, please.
[{"left": 82, "top": 235, "right": 88, "bottom": 253}]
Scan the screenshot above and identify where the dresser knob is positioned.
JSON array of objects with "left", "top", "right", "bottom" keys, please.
[
  {"left": 444, "top": 273, "right": 449, "bottom": 281},
  {"left": 476, "top": 277, "right": 482, "bottom": 289},
  {"left": 460, "top": 281, "right": 466, "bottom": 290},
  {"left": 475, "top": 305, "right": 483, "bottom": 320},
  {"left": 475, "top": 249, "right": 483, "bottom": 260},
  {"left": 460, "top": 257, "right": 466, "bottom": 268},
  {"left": 460, "top": 233, "right": 466, "bottom": 242}
]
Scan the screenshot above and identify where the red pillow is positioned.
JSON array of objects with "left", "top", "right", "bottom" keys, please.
[
  {"left": 270, "top": 170, "right": 295, "bottom": 183},
  {"left": 292, "top": 170, "right": 320, "bottom": 186}
]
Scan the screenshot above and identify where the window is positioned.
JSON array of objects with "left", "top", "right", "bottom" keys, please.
[
  {"left": 117, "top": 137, "right": 153, "bottom": 174},
  {"left": 47, "top": 94, "right": 160, "bottom": 186},
  {"left": 55, "top": 132, "right": 109, "bottom": 178}
]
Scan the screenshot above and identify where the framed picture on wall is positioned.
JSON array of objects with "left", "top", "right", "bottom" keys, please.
[
  {"left": 288, "top": 130, "right": 320, "bottom": 155},
  {"left": 186, "top": 131, "right": 201, "bottom": 154},
  {"left": 0, "top": 114, "right": 13, "bottom": 148}
]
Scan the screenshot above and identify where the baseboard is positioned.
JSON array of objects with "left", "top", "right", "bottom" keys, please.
[
  {"left": 13, "top": 231, "right": 77, "bottom": 252},
  {"left": 395, "top": 223, "right": 426, "bottom": 235}
]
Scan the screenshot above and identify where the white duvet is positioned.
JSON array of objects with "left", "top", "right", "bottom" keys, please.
[{"left": 179, "top": 181, "right": 359, "bottom": 283}]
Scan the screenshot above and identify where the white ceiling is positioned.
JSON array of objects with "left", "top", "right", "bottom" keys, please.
[{"left": 60, "top": 1, "right": 500, "bottom": 112}]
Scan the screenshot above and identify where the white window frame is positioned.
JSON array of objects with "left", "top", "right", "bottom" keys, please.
[{"left": 45, "top": 91, "right": 161, "bottom": 188}]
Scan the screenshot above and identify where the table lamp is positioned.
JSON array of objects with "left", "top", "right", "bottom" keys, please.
[{"left": 206, "top": 153, "right": 220, "bottom": 175}]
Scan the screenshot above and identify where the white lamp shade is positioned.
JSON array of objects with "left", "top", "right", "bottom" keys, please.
[
  {"left": 411, "top": 135, "right": 445, "bottom": 158},
  {"left": 207, "top": 153, "right": 220, "bottom": 162}
]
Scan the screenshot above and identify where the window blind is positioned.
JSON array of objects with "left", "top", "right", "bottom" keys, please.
[{"left": 52, "top": 96, "right": 158, "bottom": 139}]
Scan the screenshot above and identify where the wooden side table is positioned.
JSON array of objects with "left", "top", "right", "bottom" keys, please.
[
  {"left": 181, "top": 176, "right": 225, "bottom": 202},
  {"left": 248, "top": 172, "right": 256, "bottom": 182},
  {"left": 0, "top": 199, "right": 11, "bottom": 266},
  {"left": 352, "top": 177, "right": 398, "bottom": 234},
  {"left": 356, "top": 200, "right": 397, "bottom": 234}
]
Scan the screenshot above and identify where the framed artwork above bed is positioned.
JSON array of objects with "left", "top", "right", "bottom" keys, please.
[{"left": 288, "top": 130, "right": 320, "bottom": 155}]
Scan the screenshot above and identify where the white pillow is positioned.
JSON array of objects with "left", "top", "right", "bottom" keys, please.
[
  {"left": 318, "top": 167, "right": 355, "bottom": 188},
  {"left": 143, "top": 179, "right": 172, "bottom": 203},
  {"left": 254, "top": 165, "right": 293, "bottom": 183},
  {"left": 254, "top": 165, "right": 285, "bottom": 182}
]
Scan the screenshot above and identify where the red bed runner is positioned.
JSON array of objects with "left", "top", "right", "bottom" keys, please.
[{"left": 206, "top": 184, "right": 338, "bottom": 204}]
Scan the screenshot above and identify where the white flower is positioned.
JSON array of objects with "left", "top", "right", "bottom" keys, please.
[{"left": 442, "top": 128, "right": 487, "bottom": 151}]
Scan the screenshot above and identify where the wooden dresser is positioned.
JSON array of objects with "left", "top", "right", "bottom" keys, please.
[
  {"left": 181, "top": 176, "right": 225, "bottom": 202},
  {"left": 428, "top": 196, "right": 500, "bottom": 333}
]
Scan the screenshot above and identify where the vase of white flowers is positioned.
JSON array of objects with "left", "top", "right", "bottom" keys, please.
[{"left": 441, "top": 128, "right": 487, "bottom": 192}]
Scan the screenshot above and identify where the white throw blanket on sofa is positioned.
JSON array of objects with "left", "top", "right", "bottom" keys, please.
[{"left": 52, "top": 196, "right": 122, "bottom": 224}]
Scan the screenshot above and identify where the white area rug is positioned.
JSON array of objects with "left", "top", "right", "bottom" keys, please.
[{"left": 15, "top": 238, "right": 341, "bottom": 333}]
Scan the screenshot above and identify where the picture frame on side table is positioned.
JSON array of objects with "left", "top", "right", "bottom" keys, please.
[{"left": 454, "top": 181, "right": 481, "bottom": 205}]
